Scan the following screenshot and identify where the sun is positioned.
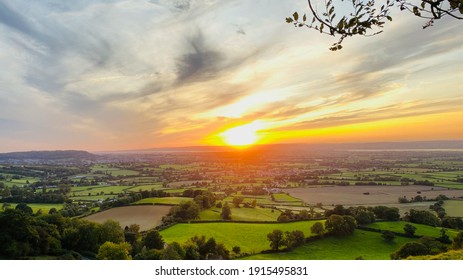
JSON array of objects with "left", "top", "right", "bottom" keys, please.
[{"left": 220, "top": 122, "right": 261, "bottom": 147}]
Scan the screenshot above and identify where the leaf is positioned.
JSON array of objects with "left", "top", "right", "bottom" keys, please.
[
  {"left": 303, "top": 14, "right": 307, "bottom": 22},
  {"left": 386, "top": 16, "right": 392, "bottom": 21},
  {"left": 421, "top": 1, "right": 426, "bottom": 9},
  {"left": 329, "top": 7, "right": 335, "bottom": 15},
  {"left": 285, "top": 17, "right": 293, "bottom": 23},
  {"left": 449, "top": 0, "right": 459, "bottom": 9},
  {"left": 293, "top": 12, "right": 298, "bottom": 21},
  {"left": 460, "top": 4, "right": 463, "bottom": 14}
]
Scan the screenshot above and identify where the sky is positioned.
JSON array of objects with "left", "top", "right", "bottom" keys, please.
[{"left": 0, "top": 0, "right": 462, "bottom": 152}]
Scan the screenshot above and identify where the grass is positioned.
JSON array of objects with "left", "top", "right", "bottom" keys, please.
[
  {"left": 366, "top": 221, "right": 459, "bottom": 238},
  {"left": 70, "top": 185, "right": 132, "bottom": 196},
  {"left": 199, "top": 206, "right": 281, "bottom": 221},
  {"left": 272, "top": 193, "right": 303, "bottom": 203},
  {"left": 2, "top": 203, "right": 63, "bottom": 214},
  {"left": 161, "top": 221, "right": 321, "bottom": 254},
  {"left": 443, "top": 200, "right": 463, "bottom": 217},
  {"left": 133, "top": 197, "right": 193, "bottom": 205},
  {"left": 163, "top": 188, "right": 206, "bottom": 194},
  {"left": 125, "top": 184, "right": 164, "bottom": 192},
  {"left": 90, "top": 165, "right": 139, "bottom": 176},
  {"left": 243, "top": 229, "right": 413, "bottom": 260},
  {"left": 223, "top": 196, "right": 278, "bottom": 205},
  {"left": 71, "top": 194, "right": 118, "bottom": 201}
]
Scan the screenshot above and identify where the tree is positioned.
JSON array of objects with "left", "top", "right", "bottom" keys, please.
[
  {"left": 311, "top": 221, "right": 326, "bottom": 237},
  {"left": 15, "top": 203, "right": 33, "bottom": 215},
  {"left": 183, "top": 242, "right": 201, "bottom": 260},
  {"left": 391, "top": 241, "right": 430, "bottom": 259},
  {"left": 143, "top": 230, "right": 164, "bottom": 250},
  {"left": 221, "top": 202, "right": 232, "bottom": 220},
  {"left": 214, "top": 243, "right": 230, "bottom": 260},
  {"left": 124, "top": 224, "right": 141, "bottom": 245},
  {"left": 169, "top": 201, "right": 200, "bottom": 221},
  {"left": 325, "top": 214, "right": 357, "bottom": 236},
  {"left": 251, "top": 199, "right": 257, "bottom": 208},
  {"left": 403, "top": 223, "right": 417, "bottom": 237},
  {"left": 382, "top": 230, "right": 396, "bottom": 242},
  {"left": 285, "top": 230, "right": 305, "bottom": 249},
  {"left": 232, "top": 196, "right": 244, "bottom": 208},
  {"left": 452, "top": 231, "right": 463, "bottom": 250},
  {"left": 287, "top": 0, "right": 463, "bottom": 50},
  {"left": 232, "top": 246, "right": 241, "bottom": 255},
  {"left": 267, "top": 229, "right": 286, "bottom": 251},
  {"left": 437, "top": 228, "right": 452, "bottom": 244},
  {"left": 299, "top": 209, "right": 310, "bottom": 220},
  {"left": 355, "top": 210, "right": 375, "bottom": 225},
  {"left": 100, "top": 220, "right": 124, "bottom": 244},
  {"left": 406, "top": 209, "right": 440, "bottom": 227},
  {"left": 97, "top": 241, "right": 131, "bottom": 260},
  {"left": 161, "top": 242, "right": 185, "bottom": 260}
]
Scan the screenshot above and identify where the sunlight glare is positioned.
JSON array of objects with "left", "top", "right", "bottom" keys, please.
[{"left": 220, "top": 121, "right": 262, "bottom": 147}]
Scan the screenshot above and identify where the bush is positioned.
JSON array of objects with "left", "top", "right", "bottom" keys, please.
[{"left": 391, "top": 242, "right": 429, "bottom": 260}]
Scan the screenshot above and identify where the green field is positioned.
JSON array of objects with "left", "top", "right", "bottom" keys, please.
[
  {"left": 2, "top": 203, "right": 63, "bottom": 214},
  {"left": 272, "top": 193, "right": 303, "bottom": 203},
  {"left": 243, "top": 229, "right": 413, "bottom": 260},
  {"left": 199, "top": 206, "right": 281, "bottom": 221},
  {"left": 163, "top": 188, "right": 206, "bottom": 194},
  {"left": 70, "top": 185, "right": 132, "bottom": 196},
  {"left": 133, "top": 197, "right": 193, "bottom": 205},
  {"left": 125, "top": 184, "right": 164, "bottom": 192},
  {"left": 223, "top": 195, "right": 278, "bottom": 205},
  {"left": 91, "top": 165, "right": 139, "bottom": 176},
  {"left": 71, "top": 194, "right": 118, "bottom": 201},
  {"left": 366, "top": 221, "right": 459, "bottom": 238},
  {"left": 443, "top": 200, "right": 463, "bottom": 217},
  {"left": 161, "top": 221, "right": 321, "bottom": 254}
]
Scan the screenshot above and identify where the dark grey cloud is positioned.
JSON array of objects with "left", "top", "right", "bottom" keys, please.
[{"left": 176, "top": 31, "right": 223, "bottom": 83}]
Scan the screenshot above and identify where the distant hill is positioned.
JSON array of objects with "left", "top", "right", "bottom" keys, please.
[{"left": 0, "top": 150, "right": 98, "bottom": 161}]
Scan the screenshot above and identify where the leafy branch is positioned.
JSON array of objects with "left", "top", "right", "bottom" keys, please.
[{"left": 286, "top": 0, "right": 463, "bottom": 51}]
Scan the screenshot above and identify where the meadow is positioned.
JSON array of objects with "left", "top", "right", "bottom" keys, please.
[
  {"left": 133, "top": 197, "right": 193, "bottom": 205},
  {"left": 243, "top": 229, "right": 413, "bottom": 260},
  {"left": 443, "top": 200, "right": 463, "bottom": 217},
  {"left": 161, "top": 221, "right": 321, "bottom": 254},
  {"left": 366, "top": 221, "right": 460, "bottom": 238},
  {"left": 199, "top": 206, "right": 281, "bottom": 221},
  {"left": 2, "top": 203, "right": 63, "bottom": 214}
]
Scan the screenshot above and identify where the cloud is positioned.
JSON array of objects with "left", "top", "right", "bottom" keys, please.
[
  {"left": 273, "top": 97, "right": 463, "bottom": 132},
  {"left": 175, "top": 31, "right": 224, "bottom": 83}
]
